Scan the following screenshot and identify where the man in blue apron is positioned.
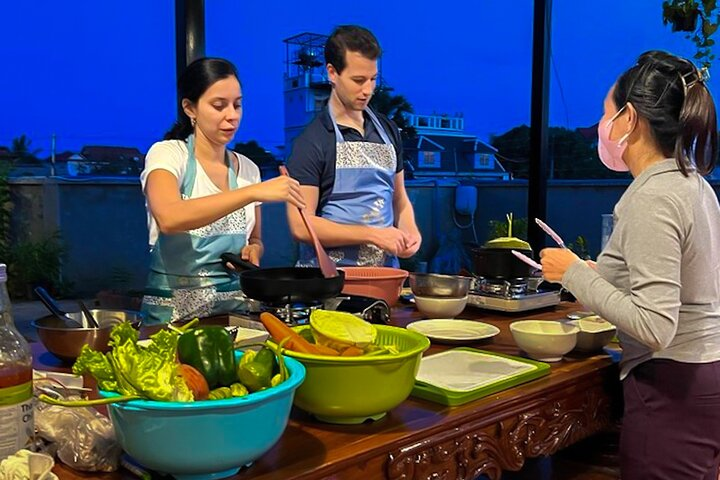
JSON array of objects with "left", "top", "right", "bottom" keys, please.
[{"left": 287, "top": 25, "right": 421, "bottom": 267}]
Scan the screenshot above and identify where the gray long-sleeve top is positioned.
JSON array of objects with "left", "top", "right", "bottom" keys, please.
[{"left": 562, "top": 158, "right": 720, "bottom": 379}]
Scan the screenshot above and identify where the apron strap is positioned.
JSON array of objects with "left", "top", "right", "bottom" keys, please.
[
  {"left": 327, "top": 105, "right": 394, "bottom": 147},
  {"left": 184, "top": 135, "right": 239, "bottom": 195},
  {"left": 182, "top": 134, "right": 198, "bottom": 198}
]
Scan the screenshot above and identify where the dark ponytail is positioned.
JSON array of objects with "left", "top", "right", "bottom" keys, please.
[
  {"left": 614, "top": 50, "right": 717, "bottom": 176},
  {"left": 163, "top": 57, "right": 239, "bottom": 140},
  {"left": 677, "top": 75, "right": 717, "bottom": 176}
]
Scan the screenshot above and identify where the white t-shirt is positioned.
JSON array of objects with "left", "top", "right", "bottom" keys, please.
[{"left": 140, "top": 139, "right": 261, "bottom": 246}]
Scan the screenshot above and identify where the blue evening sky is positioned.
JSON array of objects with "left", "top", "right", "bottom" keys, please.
[{"left": 0, "top": 0, "right": 708, "bottom": 156}]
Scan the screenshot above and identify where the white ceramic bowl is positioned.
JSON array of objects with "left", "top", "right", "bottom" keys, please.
[
  {"left": 569, "top": 316, "right": 616, "bottom": 352},
  {"left": 414, "top": 295, "right": 468, "bottom": 318},
  {"left": 509, "top": 320, "right": 579, "bottom": 362}
]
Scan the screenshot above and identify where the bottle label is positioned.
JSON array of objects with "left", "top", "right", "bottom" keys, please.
[{"left": 0, "top": 381, "right": 34, "bottom": 459}]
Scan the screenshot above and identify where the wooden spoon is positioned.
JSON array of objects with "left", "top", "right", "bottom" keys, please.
[{"left": 279, "top": 166, "right": 338, "bottom": 278}]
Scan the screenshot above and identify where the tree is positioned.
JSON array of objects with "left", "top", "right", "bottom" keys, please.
[
  {"left": 490, "top": 125, "right": 630, "bottom": 180},
  {"left": 10, "top": 135, "right": 42, "bottom": 164},
  {"left": 232, "top": 140, "right": 279, "bottom": 176},
  {"left": 370, "top": 85, "right": 417, "bottom": 144}
]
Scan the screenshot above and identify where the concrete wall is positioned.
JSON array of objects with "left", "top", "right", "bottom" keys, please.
[{"left": 9, "top": 176, "right": 708, "bottom": 296}]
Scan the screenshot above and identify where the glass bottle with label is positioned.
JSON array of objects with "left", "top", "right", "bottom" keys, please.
[{"left": 0, "top": 264, "right": 33, "bottom": 460}]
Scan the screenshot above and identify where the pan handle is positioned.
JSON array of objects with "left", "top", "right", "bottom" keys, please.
[{"left": 221, "top": 252, "right": 260, "bottom": 273}]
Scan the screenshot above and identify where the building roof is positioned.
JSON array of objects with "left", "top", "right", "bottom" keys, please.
[
  {"left": 462, "top": 138, "right": 498, "bottom": 154},
  {"left": 80, "top": 146, "right": 144, "bottom": 162},
  {"left": 415, "top": 135, "right": 445, "bottom": 152}
]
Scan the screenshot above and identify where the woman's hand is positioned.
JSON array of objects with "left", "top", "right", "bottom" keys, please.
[
  {"left": 250, "top": 176, "right": 306, "bottom": 209},
  {"left": 540, "top": 248, "right": 582, "bottom": 283},
  {"left": 241, "top": 243, "right": 263, "bottom": 266}
]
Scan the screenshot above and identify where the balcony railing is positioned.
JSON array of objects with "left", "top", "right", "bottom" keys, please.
[{"left": 406, "top": 113, "right": 464, "bottom": 131}]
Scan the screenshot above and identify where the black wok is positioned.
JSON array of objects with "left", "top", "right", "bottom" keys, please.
[{"left": 221, "top": 253, "right": 345, "bottom": 305}]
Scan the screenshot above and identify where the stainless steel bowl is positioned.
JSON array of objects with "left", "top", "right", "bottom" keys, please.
[
  {"left": 32, "top": 309, "right": 142, "bottom": 363},
  {"left": 408, "top": 273, "right": 471, "bottom": 298}
]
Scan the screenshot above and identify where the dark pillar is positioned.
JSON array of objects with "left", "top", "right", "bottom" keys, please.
[
  {"left": 175, "top": 0, "right": 205, "bottom": 117},
  {"left": 528, "top": 0, "right": 552, "bottom": 252}
]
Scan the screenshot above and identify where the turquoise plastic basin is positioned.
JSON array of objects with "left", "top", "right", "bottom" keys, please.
[{"left": 99, "top": 352, "right": 305, "bottom": 480}]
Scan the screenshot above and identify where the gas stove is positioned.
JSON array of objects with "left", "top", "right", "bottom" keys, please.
[
  {"left": 467, "top": 276, "right": 561, "bottom": 312},
  {"left": 231, "top": 294, "right": 390, "bottom": 326}
]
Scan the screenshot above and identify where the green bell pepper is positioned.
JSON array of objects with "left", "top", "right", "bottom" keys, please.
[
  {"left": 236, "top": 347, "right": 275, "bottom": 392},
  {"left": 177, "top": 326, "right": 236, "bottom": 389}
]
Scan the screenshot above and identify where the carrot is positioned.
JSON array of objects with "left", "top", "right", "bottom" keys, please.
[
  {"left": 340, "top": 346, "right": 364, "bottom": 357},
  {"left": 259, "top": 312, "right": 339, "bottom": 356}
]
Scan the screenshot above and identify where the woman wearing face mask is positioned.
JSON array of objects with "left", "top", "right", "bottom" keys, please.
[
  {"left": 541, "top": 50, "right": 720, "bottom": 479},
  {"left": 140, "top": 57, "right": 305, "bottom": 324}
]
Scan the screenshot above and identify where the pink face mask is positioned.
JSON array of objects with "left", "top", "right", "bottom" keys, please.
[{"left": 597, "top": 104, "right": 631, "bottom": 172}]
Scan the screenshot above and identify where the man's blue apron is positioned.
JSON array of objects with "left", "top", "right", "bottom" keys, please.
[
  {"left": 141, "top": 135, "right": 247, "bottom": 324},
  {"left": 298, "top": 106, "right": 399, "bottom": 267}
]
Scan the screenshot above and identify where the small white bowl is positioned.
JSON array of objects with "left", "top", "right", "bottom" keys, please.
[
  {"left": 414, "top": 295, "right": 468, "bottom": 318},
  {"left": 569, "top": 316, "right": 616, "bottom": 352},
  {"left": 510, "top": 320, "right": 579, "bottom": 362}
]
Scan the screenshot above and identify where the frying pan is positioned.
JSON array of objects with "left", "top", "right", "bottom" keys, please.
[{"left": 221, "top": 253, "right": 345, "bottom": 305}]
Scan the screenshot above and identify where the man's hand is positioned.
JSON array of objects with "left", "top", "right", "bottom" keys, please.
[
  {"left": 398, "top": 229, "right": 422, "bottom": 258},
  {"left": 369, "top": 227, "right": 408, "bottom": 256},
  {"left": 539, "top": 248, "right": 582, "bottom": 283}
]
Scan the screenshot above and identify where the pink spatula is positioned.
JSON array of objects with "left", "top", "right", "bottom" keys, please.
[{"left": 279, "top": 166, "right": 338, "bottom": 278}]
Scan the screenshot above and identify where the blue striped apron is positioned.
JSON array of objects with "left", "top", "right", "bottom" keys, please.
[
  {"left": 299, "top": 106, "right": 399, "bottom": 267},
  {"left": 141, "top": 135, "right": 248, "bottom": 324}
]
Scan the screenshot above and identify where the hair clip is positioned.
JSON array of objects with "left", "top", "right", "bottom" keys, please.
[{"left": 679, "top": 66, "right": 710, "bottom": 94}]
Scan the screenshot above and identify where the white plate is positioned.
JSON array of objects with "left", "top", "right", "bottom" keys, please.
[{"left": 407, "top": 319, "right": 500, "bottom": 343}]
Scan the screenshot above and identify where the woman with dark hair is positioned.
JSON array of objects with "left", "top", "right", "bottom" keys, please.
[
  {"left": 140, "top": 57, "right": 305, "bottom": 324},
  {"left": 541, "top": 50, "right": 720, "bottom": 479}
]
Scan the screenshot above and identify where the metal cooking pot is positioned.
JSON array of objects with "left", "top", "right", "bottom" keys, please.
[
  {"left": 471, "top": 246, "right": 535, "bottom": 279},
  {"left": 221, "top": 253, "right": 345, "bottom": 305},
  {"left": 32, "top": 309, "right": 142, "bottom": 363}
]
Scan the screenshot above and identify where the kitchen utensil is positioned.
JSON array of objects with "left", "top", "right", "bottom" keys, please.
[
  {"left": 408, "top": 273, "right": 471, "bottom": 298},
  {"left": 99, "top": 350, "right": 305, "bottom": 480},
  {"left": 411, "top": 348, "right": 550, "bottom": 406},
  {"left": 32, "top": 309, "right": 143, "bottom": 363},
  {"left": 78, "top": 300, "right": 100, "bottom": 328},
  {"left": 279, "top": 165, "right": 338, "bottom": 279},
  {"left": 271, "top": 324, "right": 429, "bottom": 424},
  {"left": 34, "top": 286, "right": 84, "bottom": 328},
  {"left": 406, "top": 319, "right": 499, "bottom": 343},
  {"left": 568, "top": 316, "right": 617, "bottom": 352},
  {"left": 339, "top": 266, "right": 408, "bottom": 307},
  {"left": 471, "top": 246, "right": 535, "bottom": 279},
  {"left": 510, "top": 320, "right": 579, "bottom": 362},
  {"left": 535, "top": 218, "right": 567, "bottom": 249},
  {"left": 221, "top": 252, "right": 345, "bottom": 305},
  {"left": 566, "top": 310, "right": 595, "bottom": 320},
  {"left": 413, "top": 295, "right": 468, "bottom": 318},
  {"left": 511, "top": 249, "right": 543, "bottom": 271}
]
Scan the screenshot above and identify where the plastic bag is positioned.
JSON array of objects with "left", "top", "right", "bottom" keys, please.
[
  {"left": 0, "top": 449, "right": 58, "bottom": 480},
  {"left": 34, "top": 396, "right": 121, "bottom": 472}
]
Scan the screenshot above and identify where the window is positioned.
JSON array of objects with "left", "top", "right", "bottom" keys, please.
[
  {"left": 474, "top": 153, "right": 494, "bottom": 170},
  {"left": 418, "top": 151, "right": 441, "bottom": 168}
]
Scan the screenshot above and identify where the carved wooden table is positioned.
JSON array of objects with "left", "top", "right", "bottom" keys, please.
[{"left": 41, "top": 302, "right": 621, "bottom": 480}]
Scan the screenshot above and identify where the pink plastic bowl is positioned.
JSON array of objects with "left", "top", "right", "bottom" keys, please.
[{"left": 339, "top": 267, "right": 409, "bottom": 307}]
